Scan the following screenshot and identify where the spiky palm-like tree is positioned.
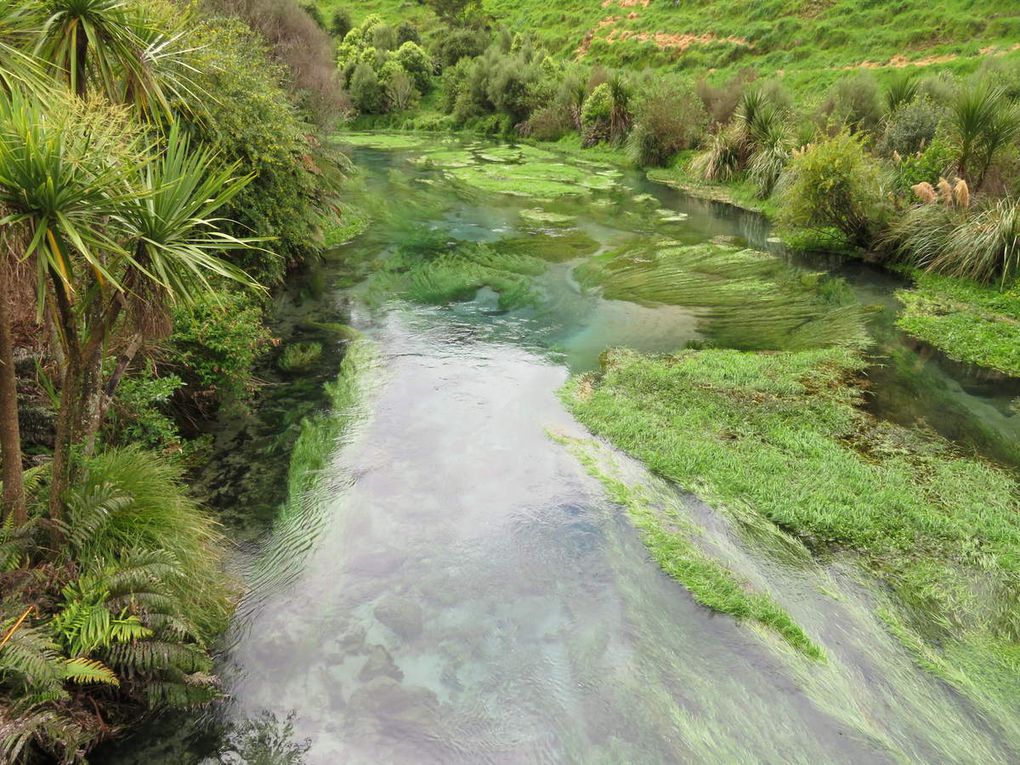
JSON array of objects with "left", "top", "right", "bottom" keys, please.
[
  {"left": 952, "top": 83, "right": 1019, "bottom": 190},
  {"left": 34, "top": 0, "right": 198, "bottom": 121}
]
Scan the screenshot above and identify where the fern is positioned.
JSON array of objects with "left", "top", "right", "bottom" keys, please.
[{"left": 61, "top": 657, "right": 119, "bottom": 686}]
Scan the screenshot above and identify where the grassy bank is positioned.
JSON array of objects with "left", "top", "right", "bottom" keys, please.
[
  {"left": 896, "top": 272, "right": 1020, "bottom": 376},
  {"left": 561, "top": 346, "right": 1020, "bottom": 712}
]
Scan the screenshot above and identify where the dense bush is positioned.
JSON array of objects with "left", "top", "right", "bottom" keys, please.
[
  {"left": 396, "top": 41, "right": 434, "bottom": 92},
  {"left": 167, "top": 291, "right": 272, "bottom": 405},
  {"left": 432, "top": 26, "right": 490, "bottom": 67},
  {"left": 185, "top": 19, "right": 340, "bottom": 283},
  {"left": 1, "top": 447, "right": 233, "bottom": 759},
  {"left": 824, "top": 73, "right": 883, "bottom": 134},
  {"left": 879, "top": 96, "right": 943, "bottom": 157},
  {"left": 330, "top": 7, "right": 353, "bottom": 39},
  {"left": 627, "top": 83, "right": 709, "bottom": 167},
  {"left": 778, "top": 132, "right": 889, "bottom": 247},
  {"left": 203, "top": 0, "right": 348, "bottom": 123},
  {"left": 350, "top": 60, "right": 388, "bottom": 113}
]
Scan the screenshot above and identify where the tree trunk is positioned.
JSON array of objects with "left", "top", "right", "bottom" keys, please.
[
  {"left": 0, "top": 286, "right": 26, "bottom": 525},
  {"left": 74, "top": 30, "right": 88, "bottom": 99}
]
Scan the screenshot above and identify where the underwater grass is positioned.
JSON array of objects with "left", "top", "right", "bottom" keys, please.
[
  {"left": 277, "top": 342, "right": 323, "bottom": 373},
  {"left": 561, "top": 436, "right": 823, "bottom": 659},
  {"left": 575, "top": 242, "right": 871, "bottom": 350},
  {"left": 282, "top": 336, "right": 375, "bottom": 521},
  {"left": 896, "top": 272, "right": 1020, "bottom": 376},
  {"left": 334, "top": 132, "right": 429, "bottom": 150},
  {"left": 562, "top": 347, "right": 1020, "bottom": 704},
  {"left": 365, "top": 237, "right": 548, "bottom": 309},
  {"left": 492, "top": 229, "right": 600, "bottom": 263}
]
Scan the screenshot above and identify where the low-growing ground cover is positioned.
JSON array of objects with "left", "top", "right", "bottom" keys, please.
[{"left": 897, "top": 272, "right": 1020, "bottom": 376}]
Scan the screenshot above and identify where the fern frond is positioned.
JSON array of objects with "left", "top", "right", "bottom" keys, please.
[{"left": 61, "top": 657, "right": 120, "bottom": 686}]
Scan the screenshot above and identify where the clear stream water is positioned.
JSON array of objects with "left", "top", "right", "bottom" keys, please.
[{"left": 98, "top": 139, "right": 1020, "bottom": 764}]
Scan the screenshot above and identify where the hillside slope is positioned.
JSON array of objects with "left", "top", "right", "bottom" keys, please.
[{"left": 323, "top": 0, "right": 1020, "bottom": 91}]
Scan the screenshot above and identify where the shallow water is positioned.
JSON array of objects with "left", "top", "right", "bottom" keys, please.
[{"left": 97, "top": 138, "right": 1020, "bottom": 764}]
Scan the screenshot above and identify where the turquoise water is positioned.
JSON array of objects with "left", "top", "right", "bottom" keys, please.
[{"left": 97, "top": 138, "right": 1020, "bottom": 764}]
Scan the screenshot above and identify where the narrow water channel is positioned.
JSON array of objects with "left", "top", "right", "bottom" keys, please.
[{"left": 98, "top": 138, "right": 1020, "bottom": 764}]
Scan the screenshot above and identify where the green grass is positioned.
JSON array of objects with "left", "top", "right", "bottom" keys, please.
[
  {"left": 562, "top": 346, "right": 1020, "bottom": 706},
  {"left": 484, "top": 0, "right": 1020, "bottom": 95},
  {"left": 896, "top": 272, "right": 1020, "bottom": 376},
  {"left": 559, "top": 435, "right": 823, "bottom": 659}
]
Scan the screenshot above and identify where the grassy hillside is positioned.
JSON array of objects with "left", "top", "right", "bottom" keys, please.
[{"left": 320, "top": 0, "right": 1020, "bottom": 92}]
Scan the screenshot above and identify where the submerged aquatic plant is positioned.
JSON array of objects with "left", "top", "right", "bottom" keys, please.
[{"left": 575, "top": 242, "right": 871, "bottom": 351}]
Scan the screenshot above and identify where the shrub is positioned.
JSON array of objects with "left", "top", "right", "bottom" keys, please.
[
  {"left": 523, "top": 104, "right": 574, "bottom": 141},
  {"left": 581, "top": 82, "right": 613, "bottom": 145},
  {"left": 396, "top": 41, "right": 434, "bottom": 93},
  {"left": 330, "top": 7, "right": 353, "bottom": 39},
  {"left": 627, "top": 83, "right": 709, "bottom": 167},
  {"left": 778, "top": 131, "right": 889, "bottom": 247},
  {"left": 387, "top": 69, "right": 420, "bottom": 111},
  {"left": 108, "top": 371, "right": 185, "bottom": 452},
  {"left": 167, "top": 291, "right": 271, "bottom": 405},
  {"left": 396, "top": 20, "right": 421, "bottom": 45},
  {"left": 696, "top": 70, "right": 757, "bottom": 126},
  {"left": 824, "top": 73, "right": 883, "bottom": 134},
  {"left": 184, "top": 19, "right": 339, "bottom": 283},
  {"left": 432, "top": 26, "right": 489, "bottom": 68},
  {"left": 350, "top": 61, "right": 388, "bottom": 114},
  {"left": 879, "top": 97, "right": 944, "bottom": 157}
]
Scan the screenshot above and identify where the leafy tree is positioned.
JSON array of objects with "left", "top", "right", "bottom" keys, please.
[{"left": 330, "top": 7, "right": 353, "bottom": 40}]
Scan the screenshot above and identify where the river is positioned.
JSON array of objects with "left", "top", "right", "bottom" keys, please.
[{"left": 96, "top": 136, "right": 1020, "bottom": 764}]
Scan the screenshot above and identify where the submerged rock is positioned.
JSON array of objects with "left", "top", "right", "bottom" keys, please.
[{"left": 374, "top": 595, "right": 425, "bottom": 640}]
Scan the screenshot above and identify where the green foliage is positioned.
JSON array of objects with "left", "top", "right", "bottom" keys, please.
[
  {"left": 184, "top": 18, "right": 337, "bottom": 283},
  {"left": 109, "top": 371, "right": 185, "bottom": 452},
  {"left": 350, "top": 60, "right": 387, "bottom": 113},
  {"left": 278, "top": 342, "right": 324, "bottom": 373},
  {"left": 168, "top": 291, "right": 271, "bottom": 403},
  {"left": 627, "top": 82, "right": 709, "bottom": 168},
  {"left": 893, "top": 135, "right": 957, "bottom": 193},
  {"left": 896, "top": 272, "right": 1020, "bottom": 375},
  {"left": 395, "top": 41, "right": 433, "bottom": 92},
  {"left": 778, "top": 131, "right": 889, "bottom": 247},
  {"left": 1, "top": 447, "right": 233, "bottom": 760}
]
